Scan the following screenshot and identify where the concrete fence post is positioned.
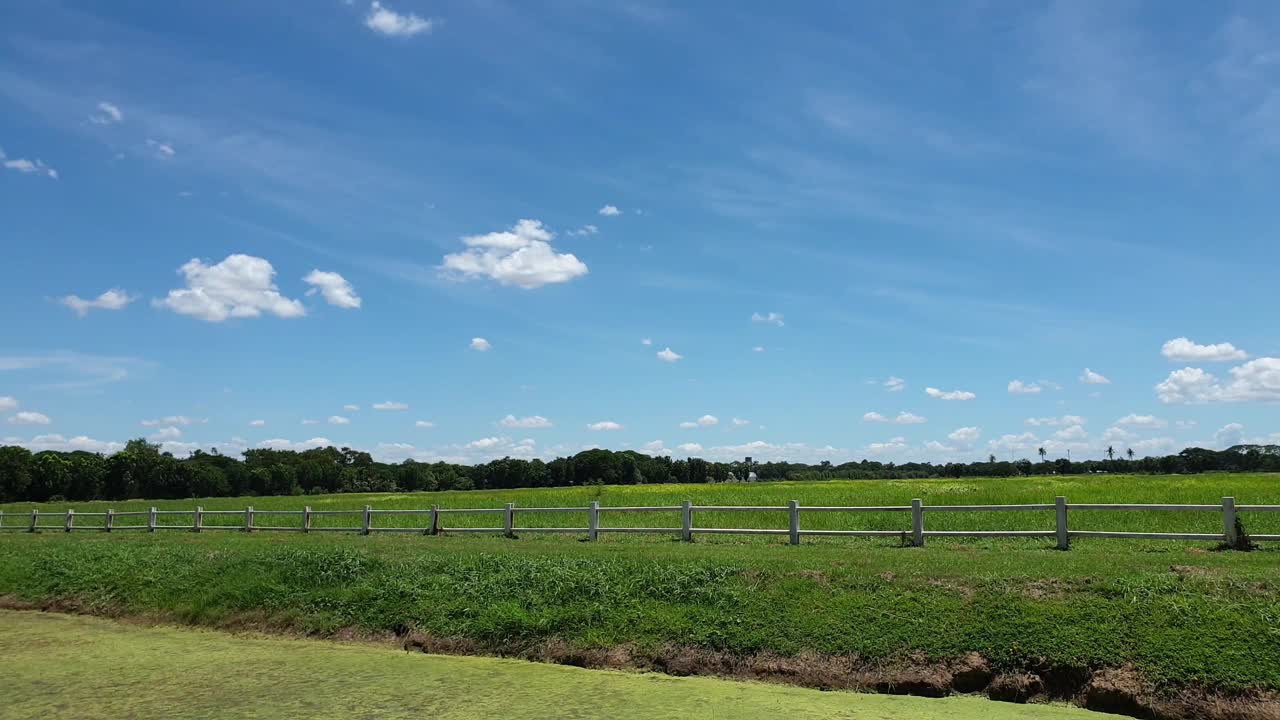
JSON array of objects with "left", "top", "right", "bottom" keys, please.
[
  {"left": 302, "top": 506, "right": 311, "bottom": 533},
  {"left": 362, "top": 505, "right": 372, "bottom": 535},
  {"left": 681, "top": 500, "right": 693, "bottom": 542},
  {"left": 911, "top": 499, "right": 924, "bottom": 547},
  {"left": 1223, "top": 497, "right": 1238, "bottom": 547},
  {"left": 65, "top": 509, "right": 74, "bottom": 533},
  {"left": 429, "top": 505, "right": 439, "bottom": 536},
  {"left": 28, "top": 509, "right": 38, "bottom": 532},
  {"left": 148, "top": 507, "right": 157, "bottom": 532},
  {"left": 788, "top": 500, "right": 800, "bottom": 545},
  {"left": 504, "top": 502, "right": 515, "bottom": 538},
  {"left": 588, "top": 501, "right": 599, "bottom": 541},
  {"left": 1055, "top": 496, "right": 1069, "bottom": 550},
  {"left": 245, "top": 506, "right": 254, "bottom": 533},
  {"left": 194, "top": 506, "right": 203, "bottom": 533},
  {"left": 105, "top": 509, "right": 114, "bottom": 532}
]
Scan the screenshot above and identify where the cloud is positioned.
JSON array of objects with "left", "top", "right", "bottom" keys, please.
[
  {"left": 90, "top": 101, "right": 123, "bottom": 125},
  {"left": 343, "top": 404, "right": 360, "bottom": 411},
  {"left": 148, "top": 426, "right": 182, "bottom": 441},
  {"left": 1007, "top": 379, "right": 1042, "bottom": 395},
  {"left": 988, "top": 432, "right": 1039, "bottom": 454},
  {"left": 328, "top": 415, "right": 351, "bottom": 425},
  {"left": 441, "top": 219, "right": 588, "bottom": 289},
  {"left": 466, "top": 436, "right": 502, "bottom": 450},
  {"left": 13, "top": 434, "right": 123, "bottom": 454},
  {"left": 302, "top": 270, "right": 361, "bottom": 309},
  {"left": 948, "top": 426, "right": 981, "bottom": 444},
  {"left": 1130, "top": 437, "right": 1177, "bottom": 455},
  {"left": 598, "top": 205, "right": 622, "bottom": 216},
  {"left": 697, "top": 414, "right": 719, "bottom": 427},
  {"left": 894, "top": 411, "right": 927, "bottom": 424},
  {"left": 1161, "top": 337, "right": 1248, "bottom": 363},
  {"left": 676, "top": 442, "right": 703, "bottom": 453},
  {"left": 884, "top": 376, "right": 905, "bottom": 392},
  {"left": 141, "top": 416, "right": 204, "bottom": 427},
  {"left": 8, "top": 411, "right": 51, "bottom": 425},
  {"left": 470, "top": 337, "right": 492, "bottom": 352},
  {"left": 1215, "top": 422, "right": 1245, "bottom": 448},
  {"left": 731, "top": 417, "right": 751, "bottom": 427},
  {"left": 373, "top": 401, "right": 409, "bottom": 411},
  {"left": 154, "top": 254, "right": 306, "bottom": 322},
  {"left": 365, "top": 1, "right": 434, "bottom": 37},
  {"left": 642, "top": 440, "right": 666, "bottom": 453},
  {"left": 567, "top": 224, "right": 599, "bottom": 237},
  {"left": 863, "top": 411, "right": 888, "bottom": 423},
  {"left": 498, "top": 414, "right": 552, "bottom": 429},
  {"left": 865, "top": 436, "right": 909, "bottom": 454},
  {"left": 1026, "top": 415, "right": 1086, "bottom": 427},
  {"left": 1116, "top": 414, "right": 1168, "bottom": 428},
  {"left": 301, "top": 419, "right": 319, "bottom": 425},
  {"left": 0, "top": 397, "right": 15, "bottom": 411},
  {"left": 1080, "top": 368, "right": 1111, "bottom": 385},
  {"left": 752, "top": 346, "right": 765, "bottom": 353},
  {"left": 1, "top": 146, "right": 58, "bottom": 179},
  {"left": 640, "top": 338, "right": 652, "bottom": 346},
  {"left": 678, "top": 421, "right": 697, "bottom": 429},
  {"left": 1102, "top": 426, "right": 1136, "bottom": 443},
  {"left": 59, "top": 289, "right": 135, "bottom": 317},
  {"left": 657, "top": 347, "right": 683, "bottom": 363},
  {"left": 0, "top": 351, "right": 147, "bottom": 390},
  {"left": 258, "top": 437, "right": 332, "bottom": 451},
  {"left": 1156, "top": 358, "right": 1280, "bottom": 403},
  {"left": 925, "top": 387, "right": 976, "bottom": 401},
  {"left": 1054, "top": 425, "right": 1088, "bottom": 441},
  {"left": 146, "top": 139, "right": 175, "bottom": 158},
  {"left": 587, "top": 421, "right": 623, "bottom": 431},
  {"left": 751, "top": 311, "right": 785, "bottom": 327},
  {"left": 250, "top": 419, "right": 266, "bottom": 427},
  {"left": 414, "top": 420, "right": 434, "bottom": 428}
]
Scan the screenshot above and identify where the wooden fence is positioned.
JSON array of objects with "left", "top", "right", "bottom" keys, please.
[{"left": 2, "top": 497, "right": 1277, "bottom": 548}]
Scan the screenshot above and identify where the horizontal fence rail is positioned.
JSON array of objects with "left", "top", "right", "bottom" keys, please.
[{"left": 0, "top": 497, "right": 1274, "bottom": 549}]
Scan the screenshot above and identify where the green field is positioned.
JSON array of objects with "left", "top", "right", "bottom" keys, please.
[{"left": 0, "top": 610, "right": 1107, "bottom": 719}]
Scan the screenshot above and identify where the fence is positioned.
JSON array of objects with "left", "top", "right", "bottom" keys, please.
[{"left": 2, "top": 496, "right": 1277, "bottom": 548}]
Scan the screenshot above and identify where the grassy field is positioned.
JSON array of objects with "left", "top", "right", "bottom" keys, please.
[
  {"left": 0, "top": 610, "right": 1107, "bottom": 720},
  {"left": 3, "top": 473, "right": 1279, "bottom": 537}
]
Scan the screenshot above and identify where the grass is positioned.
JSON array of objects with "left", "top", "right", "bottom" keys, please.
[{"left": 0, "top": 609, "right": 1109, "bottom": 719}]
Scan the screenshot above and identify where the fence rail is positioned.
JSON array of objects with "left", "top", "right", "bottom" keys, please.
[{"left": 0, "top": 496, "right": 1273, "bottom": 548}]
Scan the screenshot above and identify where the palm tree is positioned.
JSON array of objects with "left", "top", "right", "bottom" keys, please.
[
  {"left": 988, "top": 454, "right": 997, "bottom": 464},
  {"left": 1127, "top": 448, "right": 1135, "bottom": 461},
  {"left": 1038, "top": 447, "right": 1047, "bottom": 463},
  {"left": 1106, "top": 445, "right": 1115, "bottom": 461}
]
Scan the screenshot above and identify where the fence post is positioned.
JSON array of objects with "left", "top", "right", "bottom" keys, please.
[
  {"left": 65, "top": 509, "right": 74, "bottom": 532},
  {"left": 911, "top": 499, "right": 924, "bottom": 547},
  {"left": 588, "top": 501, "right": 599, "bottom": 541},
  {"left": 245, "top": 506, "right": 254, "bottom": 533},
  {"left": 429, "top": 505, "right": 439, "bottom": 535},
  {"left": 1223, "top": 497, "right": 1237, "bottom": 548},
  {"left": 1055, "top": 496, "right": 1069, "bottom": 550},
  {"left": 788, "top": 500, "right": 800, "bottom": 545},
  {"left": 362, "top": 505, "right": 372, "bottom": 535},
  {"left": 504, "top": 502, "right": 515, "bottom": 538},
  {"left": 681, "top": 500, "right": 693, "bottom": 542},
  {"left": 303, "top": 506, "right": 311, "bottom": 533},
  {"left": 193, "top": 506, "right": 203, "bottom": 533},
  {"left": 148, "top": 507, "right": 157, "bottom": 532},
  {"left": 105, "top": 509, "right": 114, "bottom": 532},
  {"left": 29, "top": 509, "right": 38, "bottom": 532}
]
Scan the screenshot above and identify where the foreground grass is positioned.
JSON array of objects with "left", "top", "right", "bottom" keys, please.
[
  {"left": 2, "top": 531, "right": 1278, "bottom": 696},
  {"left": 3, "top": 473, "right": 1279, "bottom": 536},
  {"left": 0, "top": 610, "right": 1106, "bottom": 720}
]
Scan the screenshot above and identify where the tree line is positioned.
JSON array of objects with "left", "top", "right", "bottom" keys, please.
[{"left": 0, "top": 439, "right": 1277, "bottom": 504}]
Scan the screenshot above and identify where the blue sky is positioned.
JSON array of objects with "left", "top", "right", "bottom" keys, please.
[{"left": 2, "top": 0, "right": 1278, "bottom": 464}]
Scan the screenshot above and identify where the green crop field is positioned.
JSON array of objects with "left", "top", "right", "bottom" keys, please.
[{"left": 0, "top": 610, "right": 1107, "bottom": 719}]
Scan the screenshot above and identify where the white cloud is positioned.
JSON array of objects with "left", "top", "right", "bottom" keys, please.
[
  {"left": 1156, "top": 358, "right": 1280, "bottom": 403},
  {"left": 884, "top": 376, "right": 905, "bottom": 392},
  {"left": 1161, "top": 337, "right": 1247, "bottom": 363},
  {"left": 343, "top": 404, "right": 360, "bottom": 411},
  {"left": 1007, "top": 379, "right": 1042, "bottom": 395},
  {"left": 752, "top": 346, "right": 765, "bottom": 353},
  {"left": 148, "top": 426, "right": 182, "bottom": 441},
  {"left": 925, "top": 387, "right": 976, "bottom": 401},
  {"left": 640, "top": 338, "right": 652, "bottom": 346},
  {"left": 1, "top": 146, "right": 58, "bottom": 179},
  {"left": 675, "top": 442, "right": 703, "bottom": 453},
  {"left": 302, "top": 270, "right": 361, "bottom": 309},
  {"left": 373, "top": 401, "right": 409, "bottom": 411},
  {"left": 365, "top": 1, "right": 434, "bottom": 37},
  {"left": 442, "top": 219, "right": 588, "bottom": 289},
  {"left": 587, "top": 420, "right": 623, "bottom": 431},
  {"left": 498, "top": 414, "right": 552, "bottom": 429},
  {"left": 466, "top": 436, "right": 502, "bottom": 450},
  {"left": 1028, "top": 415, "right": 1087, "bottom": 428},
  {"left": 258, "top": 437, "right": 332, "bottom": 451},
  {"left": 598, "top": 205, "right": 622, "bottom": 216},
  {"left": 863, "top": 411, "right": 888, "bottom": 423},
  {"left": 301, "top": 419, "right": 319, "bottom": 425},
  {"left": 1215, "top": 422, "right": 1245, "bottom": 448},
  {"left": 697, "top": 414, "right": 718, "bottom": 426},
  {"left": 642, "top": 440, "right": 666, "bottom": 453},
  {"left": 1116, "top": 414, "right": 1168, "bottom": 428},
  {"left": 414, "top": 420, "right": 435, "bottom": 428},
  {"left": 0, "top": 397, "right": 16, "bottom": 411},
  {"left": 894, "top": 411, "right": 927, "bottom": 424},
  {"left": 948, "top": 426, "right": 981, "bottom": 444},
  {"left": 567, "top": 224, "right": 599, "bottom": 237},
  {"left": 1054, "top": 425, "right": 1088, "bottom": 441},
  {"left": 865, "top": 436, "right": 909, "bottom": 454},
  {"left": 90, "top": 101, "right": 123, "bottom": 125},
  {"left": 8, "top": 411, "right": 50, "bottom": 425},
  {"left": 1175, "top": 419, "right": 1198, "bottom": 429},
  {"left": 328, "top": 415, "right": 351, "bottom": 425},
  {"left": 657, "top": 347, "right": 683, "bottom": 363},
  {"left": 470, "top": 337, "right": 492, "bottom": 352},
  {"left": 731, "top": 417, "right": 751, "bottom": 427},
  {"left": 146, "top": 139, "right": 175, "bottom": 158},
  {"left": 988, "top": 432, "right": 1039, "bottom": 454},
  {"left": 15, "top": 434, "right": 123, "bottom": 454},
  {"left": 249, "top": 419, "right": 266, "bottom": 427},
  {"left": 140, "top": 416, "right": 204, "bottom": 427},
  {"left": 1130, "top": 437, "right": 1177, "bottom": 455},
  {"left": 751, "top": 311, "right": 785, "bottom": 327},
  {"left": 1080, "top": 368, "right": 1111, "bottom": 385},
  {"left": 60, "top": 289, "right": 135, "bottom": 317},
  {"left": 155, "top": 254, "right": 305, "bottom": 322},
  {"left": 678, "top": 421, "right": 698, "bottom": 429}
]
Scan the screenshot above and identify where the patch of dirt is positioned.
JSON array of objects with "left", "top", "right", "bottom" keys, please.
[
  {"left": 951, "top": 653, "right": 992, "bottom": 693},
  {"left": 1023, "top": 579, "right": 1072, "bottom": 600},
  {"left": 788, "top": 569, "right": 831, "bottom": 589},
  {"left": 1171, "top": 565, "right": 1220, "bottom": 579},
  {"left": 880, "top": 571, "right": 896, "bottom": 583},
  {"left": 926, "top": 578, "right": 976, "bottom": 599},
  {"left": 1084, "top": 667, "right": 1153, "bottom": 717},
  {"left": 987, "top": 673, "right": 1044, "bottom": 703}
]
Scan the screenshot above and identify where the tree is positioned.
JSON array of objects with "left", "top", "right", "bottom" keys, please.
[
  {"left": 988, "top": 454, "right": 997, "bottom": 464},
  {"left": 1127, "top": 448, "right": 1135, "bottom": 461},
  {"left": 1106, "top": 446, "right": 1115, "bottom": 461},
  {"left": 1038, "top": 447, "right": 1047, "bottom": 463}
]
